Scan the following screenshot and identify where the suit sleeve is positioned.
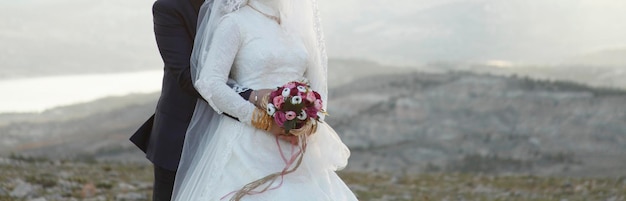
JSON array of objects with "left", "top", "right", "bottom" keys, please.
[
  {"left": 152, "top": 1, "right": 252, "bottom": 101},
  {"left": 153, "top": 1, "right": 201, "bottom": 98}
]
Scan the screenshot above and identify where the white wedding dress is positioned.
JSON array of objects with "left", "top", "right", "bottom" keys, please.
[{"left": 172, "top": 2, "right": 357, "bottom": 201}]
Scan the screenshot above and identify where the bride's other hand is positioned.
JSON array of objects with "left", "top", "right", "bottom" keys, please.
[
  {"left": 268, "top": 120, "right": 299, "bottom": 145},
  {"left": 278, "top": 135, "right": 298, "bottom": 146}
]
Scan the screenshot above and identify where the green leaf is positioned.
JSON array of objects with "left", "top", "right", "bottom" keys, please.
[
  {"left": 282, "top": 101, "right": 297, "bottom": 111},
  {"left": 283, "top": 120, "right": 297, "bottom": 133},
  {"left": 282, "top": 99, "right": 305, "bottom": 112}
]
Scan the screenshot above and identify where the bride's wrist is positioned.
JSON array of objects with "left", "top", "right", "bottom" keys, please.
[
  {"left": 249, "top": 90, "right": 256, "bottom": 105},
  {"left": 250, "top": 90, "right": 260, "bottom": 107}
]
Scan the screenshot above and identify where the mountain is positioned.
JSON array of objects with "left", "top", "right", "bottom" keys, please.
[
  {"left": 563, "top": 48, "right": 626, "bottom": 67},
  {"left": 2, "top": 61, "right": 625, "bottom": 177},
  {"left": 426, "top": 59, "right": 626, "bottom": 90},
  {"left": 327, "top": 59, "right": 415, "bottom": 87},
  {"left": 328, "top": 71, "right": 626, "bottom": 176},
  {"left": 0, "top": 93, "right": 157, "bottom": 162}
]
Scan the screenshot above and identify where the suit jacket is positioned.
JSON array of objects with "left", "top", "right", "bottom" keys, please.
[{"left": 130, "top": 0, "right": 247, "bottom": 171}]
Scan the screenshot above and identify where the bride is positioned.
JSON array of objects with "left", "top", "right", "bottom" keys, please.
[{"left": 171, "top": 0, "right": 357, "bottom": 200}]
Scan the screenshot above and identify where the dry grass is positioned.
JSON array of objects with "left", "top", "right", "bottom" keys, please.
[
  {"left": 339, "top": 172, "right": 626, "bottom": 201},
  {"left": 1, "top": 160, "right": 625, "bottom": 201}
]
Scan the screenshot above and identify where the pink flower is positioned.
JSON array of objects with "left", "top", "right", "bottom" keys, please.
[
  {"left": 305, "top": 91, "right": 316, "bottom": 102},
  {"left": 273, "top": 96, "right": 285, "bottom": 109},
  {"left": 297, "top": 92, "right": 306, "bottom": 98},
  {"left": 284, "top": 82, "right": 296, "bottom": 89},
  {"left": 314, "top": 99, "right": 323, "bottom": 111},
  {"left": 274, "top": 111, "right": 286, "bottom": 127},
  {"left": 285, "top": 111, "right": 297, "bottom": 120}
]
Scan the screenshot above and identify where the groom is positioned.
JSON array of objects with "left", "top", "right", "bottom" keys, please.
[
  {"left": 129, "top": 0, "right": 221, "bottom": 201},
  {"left": 130, "top": 0, "right": 293, "bottom": 200}
]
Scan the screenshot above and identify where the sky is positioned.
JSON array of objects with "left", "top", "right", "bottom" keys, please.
[
  {"left": 1, "top": 0, "right": 626, "bottom": 112},
  {"left": 2, "top": 0, "right": 626, "bottom": 77},
  {"left": 319, "top": 0, "right": 626, "bottom": 65}
]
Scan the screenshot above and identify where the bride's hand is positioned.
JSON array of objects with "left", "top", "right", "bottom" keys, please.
[
  {"left": 249, "top": 89, "right": 274, "bottom": 108},
  {"left": 268, "top": 120, "right": 299, "bottom": 145},
  {"left": 251, "top": 88, "right": 299, "bottom": 145}
]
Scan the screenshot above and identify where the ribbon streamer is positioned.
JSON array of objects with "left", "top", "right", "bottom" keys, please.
[{"left": 222, "top": 134, "right": 308, "bottom": 201}]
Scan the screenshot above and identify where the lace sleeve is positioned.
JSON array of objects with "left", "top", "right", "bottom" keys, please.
[{"left": 194, "top": 15, "right": 255, "bottom": 125}]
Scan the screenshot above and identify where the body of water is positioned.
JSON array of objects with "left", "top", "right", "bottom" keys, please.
[{"left": 0, "top": 71, "right": 162, "bottom": 113}]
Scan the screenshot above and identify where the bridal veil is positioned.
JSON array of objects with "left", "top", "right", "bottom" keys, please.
[{"left": 172, "top": 0, "right": 342, "bottom": 199}]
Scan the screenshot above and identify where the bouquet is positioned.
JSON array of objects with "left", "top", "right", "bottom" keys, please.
[
  {"left": 227, "top": 81, "right": 326, "bottom": 201},
  {"left": 265, "top": 81, "right": 325, "bottom": 135}
]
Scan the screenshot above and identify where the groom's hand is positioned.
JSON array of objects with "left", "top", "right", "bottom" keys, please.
[{"left": 268, "top": 120, "right": 299, "bottom": 145}]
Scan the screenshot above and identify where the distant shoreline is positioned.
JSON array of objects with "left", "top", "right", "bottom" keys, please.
[
  {"left": 0, "top": 70, "right": 162, "bottom": 113},
  {"left": 2, "top": 58, "right": 624, "bottom": 114}
]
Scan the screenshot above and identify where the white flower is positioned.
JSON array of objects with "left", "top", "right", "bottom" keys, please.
[
  {"left": 291, "top": 96, "right": 303, "bottom": 105},
  {"left": 266, "top": 103, "right": 276, "bottom": 116},
  {"left": 297, "top": 110, "right": 307, "bottom": 120},
  {"left": 282, "top": 88, "right": 291, "bottom": 97},
  {"left": 297, "top": 86, "right": 307, "bottom": 93}
]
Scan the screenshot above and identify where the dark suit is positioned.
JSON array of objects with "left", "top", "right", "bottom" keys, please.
[{"left": 129, "top": 0, "right": 248, "bottom": 200}]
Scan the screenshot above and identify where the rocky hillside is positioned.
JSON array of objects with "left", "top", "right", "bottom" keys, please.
[
  {"left": 0, "top": 93, "right": 157, "bottom": 162},
  {"left": 1, "top": 70, "right": 625, "bottom": 177},
  {"left": 328, "top": 71, "right": 626, "bottom": 176}
]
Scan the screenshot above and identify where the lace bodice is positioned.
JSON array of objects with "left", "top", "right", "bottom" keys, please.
[{"left": 194, "top": 4, "right": 310, "bottom": 125}]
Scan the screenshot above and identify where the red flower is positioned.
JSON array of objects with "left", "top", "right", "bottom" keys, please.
[
  {"left": 270, "top": 88, "right": 282, "bottom": 99},
  {"left": 290, "top": 87, "right": 298, "bottom": 96},
  {"left": 274, "top": 111, "right": 287, "bottom": 127},
  {"left": 306, "top": 107, "right": 318, "bottom": 119},
  {"left": 313, "top": 91, "right": 321, "bottom": 99}
]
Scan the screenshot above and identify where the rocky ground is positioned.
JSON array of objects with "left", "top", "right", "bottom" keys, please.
[
  {"left": 0, "top": 157, "right": 625, "bottom": 201},
  {"left": 2, "top": 63, "right": 626, "bottom": 200},
  {"left": 327, "top": 71, "right": 626, "bottom": 176}
]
